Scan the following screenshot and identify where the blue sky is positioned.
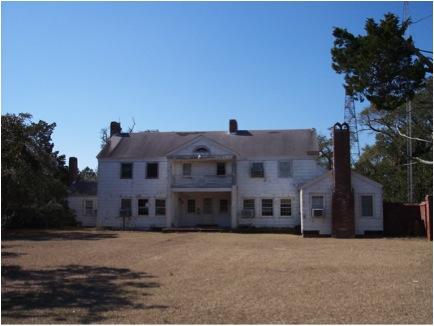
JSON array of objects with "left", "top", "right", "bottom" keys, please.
[{"left": 2, "top": 1, "right": 433, "bottom": 169}]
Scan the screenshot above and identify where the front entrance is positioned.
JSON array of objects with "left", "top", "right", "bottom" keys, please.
[{"left": 175, "top": 192, "right": 231, "bottom": 228}]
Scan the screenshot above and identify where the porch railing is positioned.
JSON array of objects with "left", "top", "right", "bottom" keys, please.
[{"left": 172, "top": 175, "right": 233, "bottom": 188}]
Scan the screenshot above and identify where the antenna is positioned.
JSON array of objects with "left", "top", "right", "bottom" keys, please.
[
  {"left": 404, "top": 1, "right": 414, "bottom": 203},
  {"left": 344, "top": 90, "right": 361, "bottom": 164}
]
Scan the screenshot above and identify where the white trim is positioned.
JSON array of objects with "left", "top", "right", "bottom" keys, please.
[{"left": 359, "top": 193, "right": 376, "bottom": 218}]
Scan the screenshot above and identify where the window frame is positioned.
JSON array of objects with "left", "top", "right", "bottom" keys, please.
[
  {"left": 155, "top": 199, "right": 166, "bottom": 216},
  {"left": 216, "top": 162, "right": 226, "bottom": 176},
  {"left": 187, "top": 199, "right": 196, "bottom": 214},
  {"left": 250, "top": 162, "right": 265, "bottom": 178},
  {"left": 261, "top": 198, "right": 273, "bottom": 217},
  {"left": 138, "top": 198, "right": 149, "bottom": 216},
  {"left": 360, "top": 194, "right": 375, "bottom": 218},
  {"left": 278, "top": 161, "right": 292, "bottom": 178},
  {"left": 219, "top": 199, "right": 229, "bottom": 213},
  {"left": 310, "top": 194, "right": 325, "bottom": 217},
  {"left": 120, "top": 163, "right": 133, "bottom": 179},
  {"left": 183, "top": 163, "right": 192, "bottom": 177},
  {"left": 146, "top": 162, "right": 159, "bottom": 179},
  {"left": 280, "top": 198, "right": 292, "bottom": 217},
  {"left": 120, "top": 198, "right": 132, "bottom": 216},
  {"left": 84, "top": 199, "right": 94, "bottom": 216}
]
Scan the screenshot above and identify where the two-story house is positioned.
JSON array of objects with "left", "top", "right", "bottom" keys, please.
[{"left": 96, "top": 120, "right": 383, "bottom": 237}]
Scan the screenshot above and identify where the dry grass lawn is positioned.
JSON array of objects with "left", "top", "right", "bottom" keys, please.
[{"left": 1, "top": 229, "right": 432, "bottom": 324}]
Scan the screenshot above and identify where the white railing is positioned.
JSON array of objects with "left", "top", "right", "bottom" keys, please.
[{"left": 172, "top": 175, "right": 233, "bottom": 188}]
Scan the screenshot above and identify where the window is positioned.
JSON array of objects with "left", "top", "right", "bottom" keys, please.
[
  {"left": 120, "top": 163, "right": 133, "bottom": 179},
  {"left": 262, "top": 199, "right": 273, "bottom": 216},
  {"left": 312, "top": 196, "right": 324, "bottom": 209},
  {"left": 84, "top": 200, "right": 94, "bottom": 216},
  {"left": 155, "top": 199, "right": 166, "bottom": 215},
  {"left": 194, "top": 147, "right": 209, "bottom": 154},
  {"left": 120, "top": 198, "right": 132, "bottom": 216},
  {"left": 146, "top": 162, "right": 159, "bottom": 178},
  {"left": 243, "top": 199, "right": 255, "bottom": 211},
  {"left": 361, "top": 195, "right": 374, "bottom": 217},
  {"left": 278, "top": 161, "right": 292, "bottom": 178},
  {"left": 251, "top": 162, "right": 264, "bottom": 178},
  {"left": 217, "top": 162, "right": 226, "bottom": 176},
  {"left": 138, "top": 199, "right": 149, "bottom": 216},
  {"left": 187, "top": 199, "right": 196, "bottom": 213},
  {"left": 183, "top": 163, "right": 192, "bottom": 176},
  {"left": 203, "top": 198, "right": 213, "bottom": 214},
  {"left": 219, "top": 199, "right": 228, "bottom": 213},
  {"left": 280, "top": 199, "right": 291, "bottom": 217}
]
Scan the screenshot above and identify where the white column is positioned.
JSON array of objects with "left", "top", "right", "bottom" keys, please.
[{"left": 231, "top": 186, "right": 238, "bottom": 229}]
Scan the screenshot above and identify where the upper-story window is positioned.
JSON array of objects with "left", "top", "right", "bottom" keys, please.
[
  {"left": 183, "top": 163, "right": 192, "bottom": 176},
  {"left": 120, "top": 163, "right": 133, "bottom": 179},
  {"left": 146, "top": 162, "right": 159, "bottom": 179},
  {"left": 250, "top": 162, "right": 264, "bottom": 178},
  {"left": 278, "top": 161, "right": 292, "bottom": 178},
  {"left": 217, "top": 162, "right": 226, "bottom": 176}
]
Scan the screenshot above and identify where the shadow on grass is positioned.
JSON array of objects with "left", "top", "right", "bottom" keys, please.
[
  {"left": 2, "top": 264, "right": 166, "bottom": 323},
  {"left": 2, "top": 230, "right": 118, "bottom": 242}
]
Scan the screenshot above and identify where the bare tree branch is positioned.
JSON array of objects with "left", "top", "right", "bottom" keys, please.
[{"left": 395, "top": 124, "right": 433, "bottom": 143}]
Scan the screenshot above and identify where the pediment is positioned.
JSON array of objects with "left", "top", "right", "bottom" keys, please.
[{"left": 166, "top": 135, "right": 237, "bottom": 159}]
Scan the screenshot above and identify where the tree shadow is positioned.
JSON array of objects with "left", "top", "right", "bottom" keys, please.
[
  {"left": 2, "top": 230, "right": 118, "bottom": 242},
  {"left": 2, "top": 264, "right": 166, "bottom": 323},
  {"left": 1, "top": 251, "right": 25, "bottom": 258}
]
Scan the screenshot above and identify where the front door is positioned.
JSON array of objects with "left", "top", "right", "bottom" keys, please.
[{"left": 202, "top": 198, "right": 214, "bottom": 225}]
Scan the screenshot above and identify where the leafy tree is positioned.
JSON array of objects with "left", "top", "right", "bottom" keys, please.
[
  {"left": 1, "top": 113, "right": 76, "bottom": 228},
  {"left": 331, "top": 13, "right": 432, "bottom": 112},
  {"left": 78, "top": 167, "right": 97, "bottom": 181},
  {"left": 317, "top": 134, "right": 333, "bottom": 170}
]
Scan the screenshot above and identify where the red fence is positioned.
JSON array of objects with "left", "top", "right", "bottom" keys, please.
[{"left": 383, "top": 195, "right": 433, "bottom": 240}]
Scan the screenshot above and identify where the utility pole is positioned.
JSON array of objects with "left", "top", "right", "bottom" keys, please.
[{"left": 404, "top": 1, "right": 414, "bottom": 203}]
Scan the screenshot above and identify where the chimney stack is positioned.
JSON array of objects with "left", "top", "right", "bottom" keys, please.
[
  {"left": 68, "top": 157, "right": 78, "bottom": 185},
  {"left": 110, "top": 121, "right": 121, "bottom": 137},
  {"left": 229, "top": 119, "right": 238, "bottom": 134},
  {"left": 331, "top": 122, "right": 355, "bottom": 238}
]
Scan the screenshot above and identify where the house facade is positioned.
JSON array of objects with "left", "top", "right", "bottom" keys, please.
[{"left": 96, "top": 120, "right": 383, "bottom": 236}]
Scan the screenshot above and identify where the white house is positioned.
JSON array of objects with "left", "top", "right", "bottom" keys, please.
[
  {"left": 67, "top": 157, "right": 98, "bottom": 227},
  {"left": 96, "top": 120, "right": 383, "bottom": 237}
]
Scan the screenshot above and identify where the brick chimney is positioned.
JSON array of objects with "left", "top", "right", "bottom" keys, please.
[
  {"left": 331, "top": 122, "right": 355, "bottom": 238},
  {"left": 229, "top": 119, "right": 238, "bottom": 134},
  {"left": 68, "top": 157, "right": 78, "bottom": 185},
  {"left": 110, "top": 121, "right": 121, "bottom": 137}
]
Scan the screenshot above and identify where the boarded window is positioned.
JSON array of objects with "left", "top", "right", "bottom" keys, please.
[
  {"left": 120, "top": 198, "right": 132, "bottom": 216},
  {"left": 84, "top": 200, "right": 93, "bottom": 216},
  {"left": 138, "top": 199, "right": 149, "bottom": 216},
  {"left": 155, "top": 199, "right": 166, "bottom": 215},
  {"left": 203, "top": 198, "right": 213, "bottom": 214},
  {"left": 278, "top": 161, "right": 292, "bottom": 178},
  {"left": 361, "top": 195, "right": 374, "bottom": 217},
  {"left": 312, "top": 196, "right": 324, "bottom": 209},
  {"left": 217, "top": 162, "right": 226, "bottom": 176},
  {"left": 280, "top": 199, "right": 291, "bottom": 216},
  {"left": 146, "top": 162, "right": 159, "bottom": 178},
  {"left": 219, "top": 199, "right": 228, "bottom": 213},
  {"left": 187, "top": 199, "right": 196, "bottom": 213},
  {"left": 262, "top": 199, "right": 273, "bottom": 216},
  {"left": 183, "top": 163, "right": 192, "bottom": 176},
  {"left": 251, "top": 162, "right": 264, "bottom": 178},
  {"left": 120, "top": 163, "right": 133, "bottom": 179}
]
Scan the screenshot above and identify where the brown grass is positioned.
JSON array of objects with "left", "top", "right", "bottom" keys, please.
[{"left": 1, "top": 229, "right": 432, "bottom": 324}]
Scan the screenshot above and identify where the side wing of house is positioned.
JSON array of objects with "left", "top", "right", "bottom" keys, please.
[{"left": 68, "top": 195, "right": 98, "bottom": 227}]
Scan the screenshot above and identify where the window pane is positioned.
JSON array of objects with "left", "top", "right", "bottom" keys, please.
[
  {"left": 203, "top": 198, "right": 213, "bottom": 214},
  {"left": 155, "top": 199, "right": 166, "bottom": 215},
  {"left": 312, "top": 196, "right": 324, "bottom": 209},
  {"left": 280, "top": 199, "right": 291, "bottom": 216},
  {"left": 183, "top": 163, "right": 192, "bottom": 176},
  {"left": 121, "top": 163, "right": 133, "bottom": 179},
  {"left": 138, "top": 199, "right": 149, "bottom": 215},
  {"left": 217, "top": 162, "right": 226, "bottom": 176},
  {"left": 243, "top": 199, "right": 255, "bottom": 210},
  {"left": 279, "top": 161, "right": 292, "bottom": 178},
  {"left": 251, "top": 163, "right": 264, "bottom": 178},
  {"left": 146, "top": 163, "right": 159, "bottom": 178},
  {"left": 262, "top": 199, "right": 273, "bottom": 216},
  {"left": 187, "top": 199, "right": 196, "bottom": 213},
  {"left": 361, "top": 195, "right": 373, "bottom": 217},
  {"left": 219, "top": 199, "right": 228, "bottom": 213}
]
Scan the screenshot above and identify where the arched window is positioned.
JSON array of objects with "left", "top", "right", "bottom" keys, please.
[{"left": 193, "top": 146, "right": 210, "bottom": 154}]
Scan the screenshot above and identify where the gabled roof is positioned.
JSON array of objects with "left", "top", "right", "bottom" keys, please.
[
  {"left": 300, "top": 170, "right": 383, "bottom": 190},
  {"left": 68, "top": 180, "right": 97, "bottom": 196},
  {"left": 97, "top": 129, "right": 319, "bottom": 159}
]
